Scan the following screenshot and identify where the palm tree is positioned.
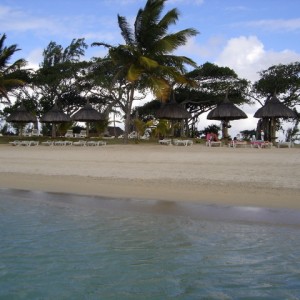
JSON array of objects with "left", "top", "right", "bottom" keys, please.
[
  {"left": 93, "top": 0, "right": 198, "bottom": 142},
  {"left": 0, "top": 34, "right": 27, "bottom": 104}
]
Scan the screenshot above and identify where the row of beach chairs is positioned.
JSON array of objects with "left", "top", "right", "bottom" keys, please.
[
  {"left": 9, "top": 140, "right": 107, "bottom": 147},
  {"left": 159, "top": 139, "right": 193, "bottom": 146}
]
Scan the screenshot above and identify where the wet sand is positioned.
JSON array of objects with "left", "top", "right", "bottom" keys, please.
[{"left": 0, "top": 144, "right": 299, "bottom": 210}]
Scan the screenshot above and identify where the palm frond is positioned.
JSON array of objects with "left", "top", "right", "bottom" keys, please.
[
  {"left": 91, "top": 42, "right": 113, "bottom": 48},
  {"left": 118, "top": 15, "right": 135, "bottom": 45},
  {"left": 139, "top": 56, "right": 158, "bottom": 70}
]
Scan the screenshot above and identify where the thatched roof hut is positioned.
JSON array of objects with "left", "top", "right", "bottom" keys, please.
[
  {"left": 72, "top": 101, "right": 103, "bottom": 122},
  {"left": 7, "top": 103, "right": 37, "bottom": 123},
  {"left": 72, "top": 101, "right": 104, "bottom": 137},
  {"left": 156, "top": 93, "right": 191, "bottom": 120},
  {"left": 207, "top": 95, "right": 247, "bottom": 121},
  {"left": 40, "top": 103, "right": 71, "bottom": 123},
  {"left": 254, "top": 94, "right": 296, "bottom": 118},
  {"left": 254, "top": 94, "right": 296, "bottom": 142},
  {"left": 40, "top": 103, "right": 72, "bottom": 138}
]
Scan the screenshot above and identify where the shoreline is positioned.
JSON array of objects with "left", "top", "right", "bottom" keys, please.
[{"left": 0, "top": 144, "right": 300, "bottom": 210}]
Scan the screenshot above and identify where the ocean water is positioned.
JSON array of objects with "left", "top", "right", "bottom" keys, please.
[{"left": 1, "top": 189, "right": 300, "bottom": 299}]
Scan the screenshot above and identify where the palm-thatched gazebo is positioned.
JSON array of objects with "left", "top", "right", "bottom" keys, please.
[
  {"left": 40, "top": 103, "right": 71, "bottom": 138},
  {"left": 207, "top": 94, "right": 248, "bottom": 144},
  {"left": 156, "top": 92, "right": 191, "bottom": 137},
  {"left": 6, "top": 103, "right": 37, "bottom": 136},
  {"left": 71, "top": 101, "right": 104, "bottom": 137},
  {"left": 254, "top": 94, "right": 296, "bottom": 142}
]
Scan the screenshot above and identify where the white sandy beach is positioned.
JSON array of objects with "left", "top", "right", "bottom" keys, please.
[{"left": 0, "top": 143, "right": 299, "bottom": 209}]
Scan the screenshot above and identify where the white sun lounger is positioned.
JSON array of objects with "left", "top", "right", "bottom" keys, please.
[
  {"left": 159, "top": 139, "right": 172, "bottom": 145},
  {"left": 73, "top": 140, "right": 87, "bottom": 146},
  {"left": 86, "top": 141, "right": 107, "bottom": 146},
  {"left": 20, "top": 140, "right": 39, "bottom": 146},
  {"left": 9, "top": 140, "right": 21, "bottom": 146},
  {"left": 173, "top": 139, "right": 193, "bottom": 146}
]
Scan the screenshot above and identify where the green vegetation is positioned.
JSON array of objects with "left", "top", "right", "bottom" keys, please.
[{"left": 0, "top": 1, "right": 299, "bottom": 142}]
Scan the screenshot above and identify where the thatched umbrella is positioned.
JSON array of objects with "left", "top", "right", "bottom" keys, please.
[
  {"left": 254, "top": 94, "right": 296, "bottom": 142},
  {"left": 207, "top": 94, "right": 248, "bottom": 143},
  {"left": 156, "top": 94, "right": 191, "bottom": 120},
  {"left": 6, "top": 103, "right": 37, "bottom": 136},
  {"left": 40, "top": 103, "right": 71, "bottom": 138},
  {"left": 156, "top": 92, "right": 191, "bottom": 137},
  {"left": 71, "top": 101, "right": 104, "bottom": 137}
]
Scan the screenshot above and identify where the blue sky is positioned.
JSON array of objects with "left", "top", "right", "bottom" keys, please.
[{"left": 1, "top": 0, "right": 300, "bottom": 134}]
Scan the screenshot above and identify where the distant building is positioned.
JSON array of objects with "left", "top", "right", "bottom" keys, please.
[{"left": 106, "top": 126, "right": 124, "bottom": 137}]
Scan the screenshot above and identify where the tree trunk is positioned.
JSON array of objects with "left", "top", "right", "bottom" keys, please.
[{"left": 124, "top": 85, "right": 135, "bottom": 144}]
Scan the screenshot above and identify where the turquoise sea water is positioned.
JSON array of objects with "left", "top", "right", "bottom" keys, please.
[{"left": 1, "top": 189, "right": 300, "bottom": 299}]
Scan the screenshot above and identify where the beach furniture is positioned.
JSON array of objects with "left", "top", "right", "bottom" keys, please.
[
  {"left": 41, "top": 140, "right": 54, "bottom": 146},
  {"left": 20, "top": 140, "right": 39, "bottom": 146},
  {"left": 206, "top": 140, "right": 222, "bottom": 147},
  {"left": 205, "top": 133, "right": 222, "bottom": 147},
  {"left": 53, "top": 140, "right": 73, "bottom": 146},
  {"left": 128, "top": 131, "right": 138, "bottom": 139},
  {"left": 277, "top": 141, "right": 294, "bottom": 148},
  {"left": 31, "top": 129, "right": 42, "bottom": 136},
  {"left": 228, "top": 140, "right": 248, "bottom": 148},
  {"left": 250, "top": 140, "right": 272, "bottom": 148},
  {"left": 86, "top": 141, "right": 107, "bottom": 146},
  {"left": 78, "top": 130, "right": 87, "bottom": 138},
  {"left": 159, "top": 139, "right": 172, "bottom": 145},
  {"left": 173, "top": 139, "right": 193, "bottom": 146},
  {"left": 65, "top": 130, "right": 74, "bottom": 138},
  {"left": 73, "top": 140, "right": 87, "bottom": 146},
  {"left": 9, "top": 140, "right": 22, "bottom": 146}
]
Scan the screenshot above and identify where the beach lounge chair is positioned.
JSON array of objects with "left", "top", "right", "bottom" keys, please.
[
  {"left": 31, "top": 129, "right": 42, "bottom": 137},
  {"left": 86, "top": 141, "right": 107, "bottom": 146},
  {"left": 65, "top": 130, "right": 74, "bottom": 138},
  {"left": 277, "top": 141, "right": 294, "bottom": 148},
  {"left": 41, "top": 140, "right": 54, "bottom": 146},
  {"left": 159, "top": 139, "right": 172, "bottom": 145},
  {"left": 128, "top": 131, "right": 137, "bottom": 139},
  {"left": 9, "top": 140, "right": 21, "bottom": 146},
  {"left": 250, "top": 140, "right": 272, "bottom": 149},
  {"left": 20, "top": 140, "right": 39, "bottom": 146},
  {"left": 73, "top": 140, "right": 86, "bottom": 146},
  {"left": 206, "top": 133, "right": 222, "bottom": 147},
  {"left": 79, "top": 130, "right": 87, "bottom": 138},
  {"left": 229, "top": 139, "right": 248, "bottom": 148},
  {"left": 173, "top": 139, "right": 193, "bottom": 146}
]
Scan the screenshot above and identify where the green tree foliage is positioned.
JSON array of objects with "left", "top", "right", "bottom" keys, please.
[
  {"left": 32, "top": 39, "right": 90, "bottom": 116},
  {"left": 175, "top": 62, "right": 251, "bottom": 133},
  {"left": 92, "top": 0, "right": 198, "bottom": 142},
  {"left": 253, "top": 62, "right": 300, "bottom": 108},
  {"left": 199, "top": 124, "right": 220, "bottom": 136},
  {"left": 0, "top": 34, "right": 29, "bottom": 104}
]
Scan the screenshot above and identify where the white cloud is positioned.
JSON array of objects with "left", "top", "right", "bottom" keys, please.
[
  {"left": 215, "top": 35, "right": 300, "bottom": 82},
  {"left": 26, "top": 48, "right": 43, "bottom": 70},
  {"left": 244, "top": 18, "right": 300, "bottom": 32}
]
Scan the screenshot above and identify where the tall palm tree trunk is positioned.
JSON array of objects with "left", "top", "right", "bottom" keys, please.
[{"left": 124, "top": 85, "right": 135, "bottom": 144}]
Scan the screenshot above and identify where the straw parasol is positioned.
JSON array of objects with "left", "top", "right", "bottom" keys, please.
[
  {"left": 6, "top": 103, "right": 37, "bottom": 136},
  {"left": 156, "top": 93, "right": 191, "bottom": 120},
  {"left": 156, "top": 92, "right": 191, "bottom": 137},
  {"left": 40, "top": 103, "right": 71, "bottom": 138},
  {"left": 207, "top": 94, "right": 248, "bottom": 143},
  {"left": 71, "top": 101, "right": 104, "bottom": 137},
  {"left": 254, "top": 94, "right": 296, "bottom": 142}
]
